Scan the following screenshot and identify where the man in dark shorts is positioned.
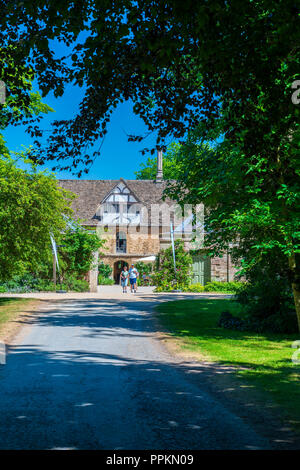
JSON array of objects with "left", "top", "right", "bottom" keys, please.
[{"left": 129, "top": 264, "right": 139, "bottom": 293}]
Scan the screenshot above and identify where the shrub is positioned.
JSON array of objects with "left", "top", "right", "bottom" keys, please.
[
  {"left": 63, "top": 277, "right": 89, "bottom": 292},
  {"left": 135, "top": 261, "right": 153, "bottom": 277},
  {"left": 236, "top": 257, "right": 295, "bottom": 319},
  {"left": 135, "top": 261, "right": 154, "bottom": 285},
  {"left": 204, "top": 281, "right": 244, "bottom": 293},
  {"left": 37, "top": 276, "right": 89, "bottom": 292},
  {"left": 98, "top": 276, "right": 114, "bottom": 285},
  {"left": 0, "top": 274, "right": 39, "bottom": 293},
  {"left": 0, "top": 273, "right": 90, "bottom": 293},
  {"left": 153, "top": 240, "right": 192, "bottom": 291},
  {"left": 218, "top": 309, "right": 298, "bottom": 334},
  {"left": 184, "top": 283, "right": 205, "bottom": 293},
  {"left": 60, "top": 226, "right": 103, "bottom": 278},
  {"left": 98, "top": 261, "right": 112, "bottom": 279},
  {"left": 180, "top": 282, "right": 243, "bottom": 293},
  {"left": 218, "top": 311, "right": 246, "bottom": 330},
  {"left": 155, "top": 281, "right": 183, "bottom": 292},
  {"left": 35, "top": 279, "right": 56, "bottom": 292},
  {"left": 234, "top": 249, "right": 298, "bottom": 332},
  {"left": 260, "top": 312, "right": 298, "bottom": 334}
]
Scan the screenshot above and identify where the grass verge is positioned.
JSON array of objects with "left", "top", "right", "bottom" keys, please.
[
  {"left": 0, "top": 297, "right": 40, "bottom": 342},
  {"left": 155, "top": 298, "right": 300, "bottom": 430}
]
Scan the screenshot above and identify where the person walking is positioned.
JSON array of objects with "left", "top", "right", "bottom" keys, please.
[
  {"left": 129, "top": 264, "right": 139, "bottom": 293},
  {"left": 120, "top": 266, "right": 129, "bottom": 293}
]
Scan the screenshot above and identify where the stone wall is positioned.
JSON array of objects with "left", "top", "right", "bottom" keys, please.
[
  {"left": 101, "top": 231, "right": 160, "bottom": 257},
  {"left": 210, "top": 253, "right": 238, "bottom": 282},
  {"left": 92, "top": 227, "right": 240, "bottom": 286}
]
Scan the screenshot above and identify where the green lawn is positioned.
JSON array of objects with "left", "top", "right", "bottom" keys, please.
[
  {"left": 156, "top": 299, "right": 300, "bottom": 429},
  {"left": 0, "top": 298, "right": 39, "bottom": 338}
]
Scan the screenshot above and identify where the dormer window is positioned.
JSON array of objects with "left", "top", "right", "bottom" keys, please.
[
  {"left": 103, "top": 182, "right": 137, "bottom": 205},
  {"left": 100, "top": 180, "right": 141, "bottom": 225}
]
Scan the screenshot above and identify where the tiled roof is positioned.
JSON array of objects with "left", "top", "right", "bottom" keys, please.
[{"left": 58, "top": 178, "right": 174, "bottom": 225}]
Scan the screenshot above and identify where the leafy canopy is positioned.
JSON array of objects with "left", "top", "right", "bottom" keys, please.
[
  {"left": 164, "top": 127, "right": 300, "bottom": 324},
  {"left": 60, "top": 226, "right": 104, "bottom": 279},
  {"left": 0, "top": 151, "right": 74, "bottom": 281},
  {"left": 0, "top": 1, "right": 298, "bottom": 174}
]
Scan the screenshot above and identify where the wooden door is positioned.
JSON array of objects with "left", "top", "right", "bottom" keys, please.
[{"left": 191, "top": 255, "right": 211, "bottom": 285}]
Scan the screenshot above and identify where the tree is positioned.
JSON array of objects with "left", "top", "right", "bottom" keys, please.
[
  {"left": 60, "top": 226, "right": 104, "bottom": 279},
  {"left": 1, "top": 1, "right": 299, "bottom": 321},
  {"left": 135, "top": 261, "right": 153, "bottom": 280},
  {"left": 135, "top": 142, "right": 182, "bottom": 180},
  {"left": 98, "top": 261, "right": 112, "bottom": 280},
  {"left": 165, "top": 130, "right": 300, "bottom": 329},
  {"left": 0, "top": 151, "right": 74, "bottom": 281},
  {"left": 153, "top": 239, "right": 192, "bottom": 291},
  {"left": 0, "top": 1, "right": 298, "bottom": 175}
]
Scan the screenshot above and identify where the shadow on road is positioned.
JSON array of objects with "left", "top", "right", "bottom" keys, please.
[{"left": 0, "top": 297, "right": 297, "bottom": 450}]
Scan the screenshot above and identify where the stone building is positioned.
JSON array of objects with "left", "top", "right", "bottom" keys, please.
[{"left": 59, "top": 152, "right": 237, "bottom": 290}]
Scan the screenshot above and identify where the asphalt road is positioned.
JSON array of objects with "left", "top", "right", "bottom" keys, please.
[{"left": 0, "top": 296, "right": 295, "bottom": 449}]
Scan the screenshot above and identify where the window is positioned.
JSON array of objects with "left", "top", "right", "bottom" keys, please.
[
  {"left": 116, "top": 231, "right": 127, "bottom": 253},
  {"left": 103, "top": 182, "right": 137, "bottom": 205},
  {"left": 102, "top": 182, "right": 140, "bottom": 225}
]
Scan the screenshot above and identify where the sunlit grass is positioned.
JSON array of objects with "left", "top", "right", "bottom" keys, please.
[
  {"left": 156, "top": 299, "right": 300, "bottom": 429},
  {"left": 0, "top": 298, "right": 38, "bottom": 333}
]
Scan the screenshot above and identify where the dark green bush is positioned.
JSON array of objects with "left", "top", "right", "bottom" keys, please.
[
  {"left": 0, "top": 273, "right": 89, "bottom": 292},
  {"left": 181, "top": 281, "right": 243, "bottom": 293},
  {"left": 235, "top": 250, "right": 296, "bottom": 328},
  {"left": 218, "top": 309, "right": 298, "bottom": 334},
  {"left": 204, "top": 281, "right": 244, "bottom": 293},
  {"left": 183, "top": 283, "right": 205, "bottom": 293},
  {"left": 0, "top": 274, "right": 39, "bottom": 293},
  {"left": 153, "top": 240, "right": 192, "bottom": 291},
  {"left": 135, "top": 262, "right": 154, "bottom": 286}
]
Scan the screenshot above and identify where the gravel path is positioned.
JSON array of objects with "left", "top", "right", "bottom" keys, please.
[{"left": 0, "top": 290, "right": 297, "bottom": 449}]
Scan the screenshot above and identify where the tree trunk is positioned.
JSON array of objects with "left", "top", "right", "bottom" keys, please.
[
  {"left": 289, "top": 253, "right": 300, "bottom": 332},
  {"left": 292, "top": 282, "right": 300, "bottom": 332}
]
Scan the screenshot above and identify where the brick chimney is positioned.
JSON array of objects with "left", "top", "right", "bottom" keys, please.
[{"left": 156, "top": 149, "right": 163, "bottom": 183}]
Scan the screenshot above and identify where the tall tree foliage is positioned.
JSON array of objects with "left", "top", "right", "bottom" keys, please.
[
  {"left": 0, "top": 68, "right": 68, "bottom": 281},
  {"left": 165, "top": 130, "right": 300, "bottom": 329},
  {"left": 0, "top": 149, "right": 74, "bottom": 281},
  {"left": 0, "top": 1, "right": 298, "bottom": 173},
  {"left": 59, "top": 226, "right": 104, "bottom": 279},
  {"left": 153, "top": 239, "right": 192, "bottom": 291}
]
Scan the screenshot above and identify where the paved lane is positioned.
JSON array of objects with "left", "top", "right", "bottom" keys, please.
[{"left": 0, "top": 297, "right": 288, "bottom": 449}]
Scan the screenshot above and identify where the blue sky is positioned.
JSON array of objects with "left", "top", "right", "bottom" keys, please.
[{"left": 3, "top": 83, "right": 159, "bottom": 181}]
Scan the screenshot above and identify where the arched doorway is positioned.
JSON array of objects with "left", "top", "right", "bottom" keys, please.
[{"left": 113, "top": 260, "right": 129, "bottom": 284}]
